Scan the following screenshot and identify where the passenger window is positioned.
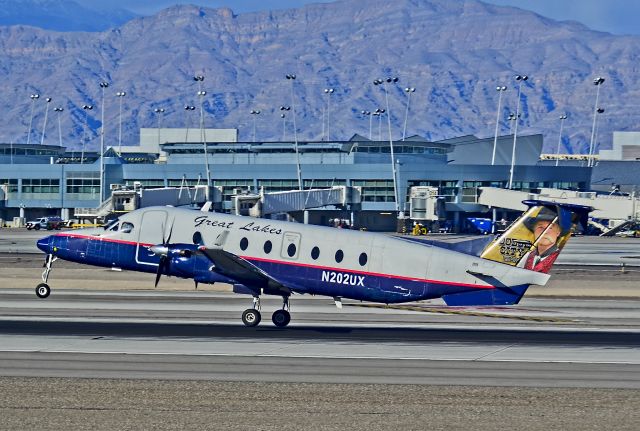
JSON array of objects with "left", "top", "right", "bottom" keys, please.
[
  {"left": 121, "top": 222, "right": 134, "bottom": 233},
  {"left": 311, "top": 246, "right": 320, "bottom": 260},
  {"left": 335, "top": 249, "right": 344, "bottom": 263},
  {"left": 287, "top": 243, "right": 296, "bottom": 257},
  {"left": 359, "top": 252, "right": 368, "bottom": 266},
  {"left": 264, "top": 240, "right": 272, "bottom": 254},
  {"left": 193, "top": 231, "right": 203, "bottom": 245},
  {"left": 240, "top": 237, "right": 249, "bottom": 251}
]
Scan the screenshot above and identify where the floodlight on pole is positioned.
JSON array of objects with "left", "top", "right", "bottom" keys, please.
[
  {"left": 39, "top": 97, "right": 52, "bottom": 146},
  {"left": 116, "top": 91, "right": 126, "bottom": 155},
  {"left": 81, "top": 104, "right": 93, "bottom": 165},
  {"left": 373, "top": 76, "right": 401, "bottom": 218},
  {"left": 508, "top": 74, "right": 528, "bottom": 189},
  {"left": 250, "top": 109, "right": 261, "bottom": 142},
  {"left": 26, "top": 93, "right": 40, "bottom": 145},
  {"left": 53, "top": 107, "right": 64, "bottom": 147},
  {"left": 279, "top": 105, "right": 290, "bottom": 141},
  {"left": 194, "top": 73, "right": 211, "bottom": 200},
  {"left": 323, "top": 88, "right": 334, "bottom": 141},
  {"left": 588, "top": 76, "right": 605, "bottom": 167},
  {"left": 361, "top": 110, "right": 372, "bottom": 140},
  {"left": 285, "top": 73, "right": 302, "bottom": 190},
  {"left": 373, "top": 108, "right": 385, "bottom": 141},
  {"left": 98, "top": 81, "right": 109, "bottom": 203},
  {"left": 593, "top": 108, "right": 605, "bottom": 166},
  {"left": 555, "top": 114, "right": 568, "bottom": 167},
  {"left": 491, "top": 85, "right": 507, "bottom": 165},
  {"left": 402, "top": 87, "right": 415, "bottom": 141},
  {"left": 154, "top": 108, "right": 165, "bottom": 148},
  {"left": 184, "top": 105, "right": 196, "bottom": 143}
]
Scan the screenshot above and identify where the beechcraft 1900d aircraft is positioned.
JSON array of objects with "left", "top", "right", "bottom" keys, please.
[{"left": 35, "top": 200, "right": 591, "bottom": 327}]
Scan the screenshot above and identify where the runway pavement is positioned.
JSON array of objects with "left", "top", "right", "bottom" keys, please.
[{"left": 1, "top": 289, "right": 639, "bottom": 388}]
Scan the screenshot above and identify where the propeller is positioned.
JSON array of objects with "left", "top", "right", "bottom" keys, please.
[{"left": 150, "top": 220, "right": 174, "bottom": 287}]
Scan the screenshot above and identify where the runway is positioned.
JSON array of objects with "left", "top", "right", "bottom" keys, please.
[{"left": 1, "top": 289, "right": 639, "bottom": 388}]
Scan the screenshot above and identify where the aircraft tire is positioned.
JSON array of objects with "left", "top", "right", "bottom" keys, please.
[
  {"left": 242, "top": 308, "right": 261, "bottom": 327},
  {"left": 272, "top": 309, "right": 291, "bottom": 328},
  {"left": 35, "top": 283, "right": 51, "bottom": 299}
]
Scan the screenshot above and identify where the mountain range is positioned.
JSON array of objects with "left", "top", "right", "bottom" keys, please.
[
  {"left": 0, "top": 0, "right": 637, "bottom": 154},
  {"left": 0, "top": 0, "right": 137, "bottom": 32}
]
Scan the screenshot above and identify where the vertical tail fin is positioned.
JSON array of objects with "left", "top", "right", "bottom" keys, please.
[{"left": 480, "top": 200, "right": 592, "bottom": 274}]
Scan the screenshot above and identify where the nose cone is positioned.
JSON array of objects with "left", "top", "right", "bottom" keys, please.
[{"left": 36, "top": 236, "right": 51, "bottom": 253}]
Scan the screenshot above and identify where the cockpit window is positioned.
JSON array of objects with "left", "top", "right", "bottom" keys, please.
[
  {"left": 109, "top": 223, "right": 119, "bottom": 232},
  {"left": 121, "top": 222, "right": 134, "bottom": 234}
]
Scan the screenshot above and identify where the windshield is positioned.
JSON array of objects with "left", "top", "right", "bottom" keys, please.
[{"left": 103, "top": 218, "right": 119, "bottom": 230}]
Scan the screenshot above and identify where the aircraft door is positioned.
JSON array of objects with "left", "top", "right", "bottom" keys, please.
[
  {"left": 280, "top": 231, "right": 301, "bottom": 260},
  {"left": 135, "top": 210, "right": 168, "bottom": 267}
]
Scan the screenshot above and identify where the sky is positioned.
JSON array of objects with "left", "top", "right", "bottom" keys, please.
[{"left": 99, "top": 0, "right": 639, "bottom": 36}]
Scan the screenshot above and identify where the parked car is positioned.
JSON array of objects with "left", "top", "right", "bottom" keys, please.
[{"left": 26, "top": 216, "right": 64, "bottom": 230}]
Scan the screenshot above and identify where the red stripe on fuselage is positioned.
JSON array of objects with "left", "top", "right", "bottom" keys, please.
[{"left": 52, "top": 232, "right": 494, "bottom": 289}]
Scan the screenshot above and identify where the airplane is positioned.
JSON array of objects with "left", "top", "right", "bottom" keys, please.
[{"left": 34, "top": 200, "right": 592, "bottom": 327}]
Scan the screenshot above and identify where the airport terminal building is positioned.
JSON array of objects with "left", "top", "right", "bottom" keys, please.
[{"left": 1, "top": 128, "right": 635, "bottom": 231}]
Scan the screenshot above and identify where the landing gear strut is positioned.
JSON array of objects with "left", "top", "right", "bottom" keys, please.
[
  {"left": 272, "top": 296, "right": 291, "bottom": 328},
  {"left": 36, "top": 254, "right": 56, "bottom": 299},
  {"left": 241, "top": 296, "right": 261, "bottom": 327}
]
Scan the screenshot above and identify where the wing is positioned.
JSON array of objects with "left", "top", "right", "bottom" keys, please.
[{"left": 198, "top": 239, "right": 292, "bottom": 296}]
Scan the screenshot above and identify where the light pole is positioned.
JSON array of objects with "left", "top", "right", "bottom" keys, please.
[
  {"left": 555, "top": 114, "right": 568, "bottom": 167},
  {"left": 373, "top": 77, "right": 402, "bottom": 218},
  {"left": 373, "top": 108, "right": 385, "bottom": 141},
  {"left": 250, "top": 109, "right": 261, "bottom": 142},
  {"left": 154, "top": 108, "right": 165, "bottom": 148},
  {"left": 194, "top": 74, "right": 211, "bottom": 201},
  {"left": 184, "top": 105, "right": 195, "bottom": 142},
  {"left": 491, "top": 86, "right": 507, "bottom": 165},
  {"left": 81, "top": 104, "right": 93, "bottom": 164},
  {"left": 116, "top": 91, "right": 126, "bottom": 155},
  {"left": 402, "top": 87, "right": 415, "bottom": 141},
  {"left": 508, "top": 74, "right": 528, "bottom": 190},
  {"left": 324, "top": 88, "right": 334, "bottom": 141},
  {"left": 593, "top": 107, "right": 605, "bottom": 165},
  {"left": 280, "top": 105, "right": 290, "bottom": 141},
  {"left": 26, "top": 93, "right": 39, "bottom": 145},
  {"left": 99, "top": 81, "right": 109, "bottom": 203},
  {"left": 40, "top": 97, "right": 52, "bottom": 145},
  {"left": 508, "top": 112, "right": 519, "bottom": 135},
  {"left": 286, "top": 73, "right": 302, "bottom": 190},
  {"left": 53, "top": 107, "right": 64, "bottom": 147},
  {"left": 588, "top": 76, "right": 605, "bottom": 167},
  {"left": 361, "top": 110, "right": 372, "bottom": 139}
]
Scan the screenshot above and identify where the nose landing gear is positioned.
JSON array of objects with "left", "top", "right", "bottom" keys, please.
[{"left": 36, "top": 254, "right": 56, "bottom": 299}]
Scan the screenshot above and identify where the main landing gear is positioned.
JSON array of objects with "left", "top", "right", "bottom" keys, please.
[
  {"left": 36, "top": 254, "right": 56, "bottom": 299},
  {"left": 241, "top": 295, "right": 291, "bottom": 328}
]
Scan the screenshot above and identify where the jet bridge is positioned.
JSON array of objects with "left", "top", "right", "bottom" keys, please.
[{"left": 233, "top": 186, "right": 361, "bottom": 217}]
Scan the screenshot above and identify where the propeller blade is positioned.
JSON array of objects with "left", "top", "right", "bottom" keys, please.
[
  {"left": 165, "top": 219, "right": 174, "bottom": 244},
  {"left": 153, "top": 256, "right": 165, "bottom": 287}
]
